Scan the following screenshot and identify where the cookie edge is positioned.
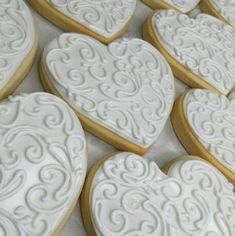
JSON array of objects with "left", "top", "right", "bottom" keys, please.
[
  {"left": 200, "top": 0, "right": 235, "bottom": 29},
  {"left": 0, "top": 19, "right": 38, "bottom": 100},
  {"left": 27, "top": 0, "right": 136, "bottom": 44},
  {"left": 170, "top": 90, "right": 235, "bottom": 186},
  {"left": 142, "top": 0, "right": 199, "bottom": 13},
  {"left": 142, "top": 11, "right": 230, "bottom": 95},
  {"left": 80, "top": 152, "right": 121, "bottom": 236}
]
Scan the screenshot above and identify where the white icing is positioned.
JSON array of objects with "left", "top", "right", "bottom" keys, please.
[
  {"left": 160, "top": 0, "right": 200, "bottom": 13},
  {"left": 0, "top": 0, "right": 35, "bottom": 90},
  {"left": 183, "top": 89, "right": 235, "bottom": 173},
  {"left": 152, "top": 9, "right": 235, "bottom": 94},
  {"left": 46, "top": 0, "right": 136, "bottom": 38},
  {"left": 209, "top": 0, "right": 235, "bottom": 28},
  {"left": 89, "top": 152, "right": 235, "bottom": 236},
  {"left": 0, "top": 92, "right": 87, "bottom": 235},
  {"left": 43, "top": 33, "right": 175, "bottom": 148}
]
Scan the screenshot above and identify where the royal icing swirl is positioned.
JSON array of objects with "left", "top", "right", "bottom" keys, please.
[
  {"left": 183, "top": 89, "right": 235, "bottom": 173},
  {"left": 209, "top": 0, "right": 235, "bottom": 28},
  {"left": 160, "top": 0, "right": 199, "bottom": 13},
  {"left": 0, "top": 93, "right": 87, "bottom": 235},
  {"left": 0, "top": 0, "right": 35, "bottom": 90},
  {"left": 46, "top": 0, "right": 136, "bottom": 38},
  {"left": 89, "top": 152, "right": 235, "bottom": 236},
  {"left": 152, "top": 9, "right": 235, "bottom": 94},
  {"left": 43, "top": 33, "right": 175, "bottom": 148}
]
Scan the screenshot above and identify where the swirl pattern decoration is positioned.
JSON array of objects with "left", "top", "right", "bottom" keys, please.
[
  {"left": 46, "top": 0, "right": 136, "bottom": 38},
  {"left": 152, "top": 9, "right": 235, "bottom": 94},
  {"left": 0, "top": 0, "right": 35, "bottom": 90},
  {"left": 183, "top": 89, "right": 235, "bottom": 174},
  {"left": 88, "top": 152, "right": 235, "bottom": 236},
  {"left": 43, "top": 33, "right": 175, "bottom": 149},
  {"left": 0, "top": 93, "right": 87, "bottom": 235}
]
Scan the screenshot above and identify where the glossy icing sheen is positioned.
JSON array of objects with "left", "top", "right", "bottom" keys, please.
[
  {"left": 0, "top": 93, "right": 87, "bottom": 235},
  {"left": 0, "top": 0, "right": 35, "bottom": 89},
  {"left": 184, "top": 89, "right": 235, "bottom": 173},
  {"left": 152, "top": 9, "right": 235, "bottom": 94},
  {"left": 43, "top": 33, "right": 175, "bottom": 148},
  {"left": 209, "top": 0, "right": 235, "bottom": 28},
  {"left": 90, "top": 152, "right": 235, "bottom": 236},
  {"left": 46, "top": 0, "right": 136, "bottom": 38},
  {"left": 161, "top": 0, "right": 199, "bottom": 13}
]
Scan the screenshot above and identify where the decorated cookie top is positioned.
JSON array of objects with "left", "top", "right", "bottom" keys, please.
[
  {"left": 43, "top": 33, "right": 175, "bottom": 149},
  {"left": 161, "top": 0, "right": 200, "bottom": 13},
  {"left": 209, "top": 0, "right": 235, "bottom": 28},
  {"left": 152, "top": 9, "right": 235, "bottom": 94},
  {"left": 0, "top": 93, "right": 87, "bottom": 235},
  {"left": 46, "top": 0, "right": 136, "bottom": 38},
  {"left": 0, "top": 0, "right": 35, "bottom": 89},
  {"left": 89, "top": 152, "right": 235, "bottom": 235},
  {"left": 183, "top": 89, "right": 235, "bottom": 173}
]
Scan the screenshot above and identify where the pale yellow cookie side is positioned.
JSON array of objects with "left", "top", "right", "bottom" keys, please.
[
  {"left": 0, "top": 24, "right": 38, "bottom": 100},
  {"left": 200, "top": 0, "right": 235, "bottom": 29},
  {"left": 142, "top": 13, "right": 225, "bottom": 95},
  {"left": 39, "top": 58, "right": 148, "bottom": 155},
  {"left": 27, "top": 0, "right": 134, "bottom": 44},
  {"left": 171, "top": 92, "right": 235, "bottom": 186},
  {"left": 81, "top": 152, "right": 119, "bottom": 236},
  {"left": 52, "top": 182, "right": 86, "bottom": 236},
  {"left": 142, "top": 0, "right": 182, "bottom": 12}
]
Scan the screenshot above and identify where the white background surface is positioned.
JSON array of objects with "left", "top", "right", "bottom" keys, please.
[{"left": 17, "top": 1, "right": 199, "bottom": 235}]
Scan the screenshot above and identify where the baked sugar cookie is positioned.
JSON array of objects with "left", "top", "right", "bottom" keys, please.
[
  {"left": 143, "top": 9, "right": 235, "bottom": 95},
  {"left": 200, "top": 0, "right": 235, "bottom": 29},
  {"left": 171, "top": 89, "right": 235, "bottom": 185},
  {"left": 81, "top": 152, "right": 235, "bottom": 236},
  {"left": 142, "top": 0, "right": 200, "bottom": 13},
  {"left": 0, "top": 0, "right": 38, "bottom": 100},
  {"left": 0, "top": 92, "right": 87, "bottom": 235},
  {"left": 40, "top": 33, "right": 175, "bottom": 154},
  {"left": 27, "top": 0, "right": 136, "bottom": 44}
]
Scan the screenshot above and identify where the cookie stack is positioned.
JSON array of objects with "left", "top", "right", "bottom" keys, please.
[{"left": 0, "top": 0, "right": 235, "bottom": 235}]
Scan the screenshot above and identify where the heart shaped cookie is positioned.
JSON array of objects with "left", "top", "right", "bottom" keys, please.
[
  {"left": 143, "top": 9, "right": 235, "bottom": 95},
  {"left": 40, "top": 33, "right": 175, "bottom": 154},
  {"left": 200, "top": 0, "right": 235, "bottom": 29},
  {"left": 0, "top": 92, "right": 87, "bottom": 235},
  {"left": 0, "top": 0, "right": 37, "bottom": 100},
  {"left": 27, "top": 0, "right": 136, "bottom": 44},
  {"left": 142, "top": 0, "right": 200, "bottom": 13},
  {"left": 171, "top": 89, "right": 235, "bottom": 185},
  {"left": 81, "top": 152, "right": 235, "bottom": 236}
]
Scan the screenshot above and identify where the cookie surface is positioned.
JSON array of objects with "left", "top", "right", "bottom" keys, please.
[
  {"left": 0, "top": 0, "right": 37, "bottom": 100},
  {"left": 142, "top": 0, "right": 199, "bottom": 13},
  {"left": 81, "top": 152, "right": 235, "bottom": 236},
  {"left": 200, "top": 0, "right": 235, "bottom": 29},
  {"left": 143, "top": 9, "right": 235, "bottom": 95},
  {"left": 171, "top": 89, "right": 235, "bottom": 185},
  {"left": 0, "top": 92, "right": 87, "bottom": 235},
  {"left": 27, "top": 0, "right": 136, "bottom": 44},
  {"left": 40, "top": 33, "right": 175, "bottom": 154}
]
